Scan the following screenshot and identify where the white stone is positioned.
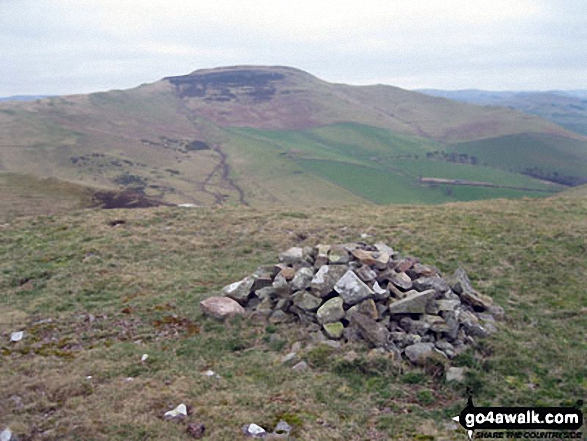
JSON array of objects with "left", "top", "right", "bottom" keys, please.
[
  {"left": 164, "top": 403, "right": 187, "bottom": 418},
  {"left": 10, "top": 331, "right": 23, "bottom": 342}
]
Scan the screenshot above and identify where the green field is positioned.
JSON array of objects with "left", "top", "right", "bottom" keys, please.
[
  {"left": 224, "top": 123, "right": 564, "bottom": 205},
  {"left": 450, "top": 133, "right": 587, "bottom": 177}
]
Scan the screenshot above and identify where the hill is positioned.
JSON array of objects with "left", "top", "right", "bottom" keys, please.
[
  {"left": 417, "top": 89, "right": 587, "bottom": 136},
  {"left": 1, "top": 194, "right": 586, "bottom": 439},
  {"left": 1, "top": 66, "right": 586, "bottom": 217}
]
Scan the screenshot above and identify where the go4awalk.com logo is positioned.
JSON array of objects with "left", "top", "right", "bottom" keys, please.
[{"left": 452, "top": 392, "right": 583, "bottom": 440}]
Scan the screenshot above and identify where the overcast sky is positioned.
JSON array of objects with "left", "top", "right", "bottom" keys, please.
[{"left": 1, "top": 0, "right": 585, "bottom": 96}]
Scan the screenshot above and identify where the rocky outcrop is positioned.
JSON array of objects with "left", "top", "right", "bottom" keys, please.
[{"left": 200, "top": 242, "right": 504, "bottom": 363}]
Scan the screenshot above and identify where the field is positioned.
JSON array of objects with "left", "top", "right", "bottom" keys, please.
[
  {"left": 223, "top": 124, "right": 564, "bottom": 205},
  {"left": 1, "top": 193, "right": 586, "bottom": 440}
]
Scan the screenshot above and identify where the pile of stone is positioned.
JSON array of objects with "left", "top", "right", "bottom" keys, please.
[{"left": 200, "top": 242, "right": 504, "bottom": 364}]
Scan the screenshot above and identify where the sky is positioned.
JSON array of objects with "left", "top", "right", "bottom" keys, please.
[{"left": 0, "top": 0, "right": 585, "bottom": 96}]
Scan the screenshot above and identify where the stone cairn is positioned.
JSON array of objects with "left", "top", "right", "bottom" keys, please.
[{"left": 200, "top": 243, "right": 504, "bottom": 364}]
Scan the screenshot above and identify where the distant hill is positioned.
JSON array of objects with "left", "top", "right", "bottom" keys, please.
[
  {"left": 0, "top": 66, "right": 586, "bottom": 217},
  {"left": 0, "top": 95, "right": 51, "bottom": 102},
  {"left": 417, "top": 89, "right": 587, "bottom": 136}
]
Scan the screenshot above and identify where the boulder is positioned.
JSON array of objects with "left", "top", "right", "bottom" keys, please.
[
  {"left": 222, "top": 276, "right": 255, "bottom": 305},
  {"left": 328, "top": 245, "right": 351, "bottom": 264},
  {"left": 388, "top": 289, "right": 435, "bottom": 315},
  {"left": 389, "top": 271, "right": 413, "bottom": 290},
  {"left": 334, "top": 270, "right": 374, "bottom": 306},
  {"left": 279, "top": 247, "right": 304, "bottom": 264},
  {"left": 310, "top": 265, "right": 348, "bottom": 297},
  {"left": 292, "top": 291, "right": 322, "bottom": 312},
  {"left": 323, "top": 322, "right": 344, "bottom": 339},
  {"left": 352, "top": 313, "right": 389, "bottom": 347},
  {"left": 355, "top": 265, "right": 377, "bottom": 283},
  {"left": 200, "top": 296, "right": 246, "bottom": 320},
  {"left": 290, "top": 267, "right": 315, "bottom": 291},
  {"left": 413, "top": 276, "right": 450, "bottom": 294},
  {"left": 316, "top": 297, "right": 345, "bottom": 324},
  {"left": 404, "top": 342, "right": 435, "bottom": 364}
]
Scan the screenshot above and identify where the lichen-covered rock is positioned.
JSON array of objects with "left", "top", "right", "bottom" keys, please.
[
  {"left": 323, "top": 321, "right": 344, "bottom": 339},
  {"left": 388, "top": 289, "right": 435, "bottom": 315},
  {"left": 316, "top": 296, "right": 345, "bottom": 324},
  {"left": 292, "top": 291, "right": 322, "bottom": 312}
]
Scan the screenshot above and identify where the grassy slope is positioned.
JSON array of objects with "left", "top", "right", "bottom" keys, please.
[
  {"left": 417, "top": 89, "right": 587, "bottom": 137},
  {"left": 1, "top": 195, "right": 586, "bottom": 440},
  {"left": 0, "top": 172, "right": 96, "bottom": 221},
  {"left": 0, "top": 83, "right": 232, "bottom": 207},
  {"left": 226, "top": 123, "right": 562, "bottom": 205},
  {"left": 450, "top": 133, "right": 587, "bottom": 177}
]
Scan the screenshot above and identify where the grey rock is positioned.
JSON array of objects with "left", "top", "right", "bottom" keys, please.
[
  {"left": 310, "top": 265, "right": 348, "bottom": 297},
  {"left": 328, "top": 245, "right": 351, "bottom": 264},
  {"left": 372, "top": 281, "right": 389, "bottom": 300},
  {"left": 388, "top": 289, "right": 435, "bottom": 315},
  {"left": 292, "top": 361, "right": 309, "bottom": 371},
  {"left": 413, "top": 276, "right": 450, "bottom": 294},
  {"left": 242, "top": 423, "right": 267, "bottom": 438},
  {"left": 255, "top": 286, "right": 276, "bottom": 301},
  {"left": 451, "top": 268, "right": 493, "bottom": 310},
  {"left": 274, "top": 420, "right": 292, "bottom": 436},
  {"left": 291, "top": 267, "right": 315, "bottom": 291},
  {"left": 272, "top": 273, "right": 291, "bottom": 297},
  {"left": 200, "top": 296, "right": 246, "bottom": 320},
  {"left": 355, "top": 265, "right": 377, "bottom": 283},
  {"left": 316, "top": 297, "right": 345, "bottom": 324},
  {"left": 252, "top": 266, "right": 275, "bottom": 290},
  {"left": 293, "top": 291, "right": 322, "bottom": 312},
  {"left": 389, "top": 272, "right": 413, "bottom": 290},
  {"left": 281, "top": 352, "right": 297, "bottom": 364},
  {"left": 279, "top": 247, "right": 304, "bottom": 264},
  {"left": 357, "top": 298, "right": 378, "bottom": 320},
  {"left": 435, "top": 340, "right": 456, "bottom": 358},
  {"left": 334, "top": 270, "right": 374, "bottom": 306},
  {"left": 222, "top": 276, "right": 255, "bottom": 305},
  {"left": 409, "top": 263, "right": 440, "bottom": 278},
  {"left": 404, "top": 342, "right": 435, "bottom": 364},
  {"left": 352, "top": 313, "right": 389, "bottom": 347},
  {"left": 446, "top": 366, "right": 466, "bottom": 383},
  {"left": 436, "top": 299, "right": 461, "bottom": 311},
  {"left": 374, "top": 242, "right": 394, "bottom": 257}
]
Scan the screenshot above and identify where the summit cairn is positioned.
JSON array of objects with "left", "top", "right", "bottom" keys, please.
[{"left": 200, "top": 242, "right": 504, "bottom": 364}]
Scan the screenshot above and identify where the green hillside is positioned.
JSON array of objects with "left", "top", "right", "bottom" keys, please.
[
  {"left": 1, "top": 195, "right": 586, "bottom": 439},
  {"left": 1, "top": 66, "right": 586, "bottom": 215},
  {"left": 221, "top": 123, "right": 564, "bottom": 205},
  {"left": 451, "top": 133, "right": 587, "bottom": 185}
]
